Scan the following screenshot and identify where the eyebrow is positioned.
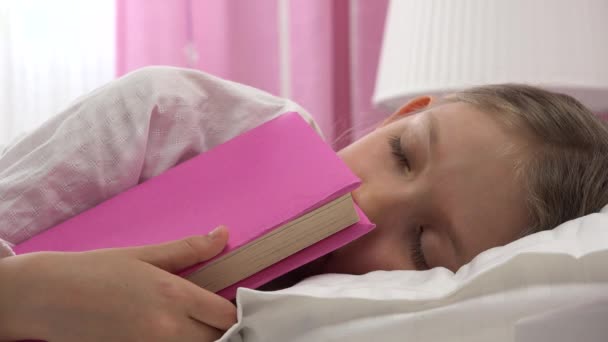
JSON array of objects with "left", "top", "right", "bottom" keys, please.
[{"left": 425, "top": 112, "right": 466, "bottom": 262}]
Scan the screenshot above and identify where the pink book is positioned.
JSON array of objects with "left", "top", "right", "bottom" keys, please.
[{"left": 15, "top": 112, "right": 375, "bottom": 300}]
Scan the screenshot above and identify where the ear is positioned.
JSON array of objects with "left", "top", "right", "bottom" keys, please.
[{"left": 380, "top": 96, "right": 433, "bottom": 127}]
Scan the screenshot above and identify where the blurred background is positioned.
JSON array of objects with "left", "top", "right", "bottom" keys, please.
[{"left": 1, "top": 0, "right": 607, "bottom": 148}]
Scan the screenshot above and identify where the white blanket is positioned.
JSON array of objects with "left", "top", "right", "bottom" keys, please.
[
  {"left": 219, "top": 207, "right": 608, "bottom": 342},
  {"left": 0, "top": 66, "right": 320, "bottom": 257}
]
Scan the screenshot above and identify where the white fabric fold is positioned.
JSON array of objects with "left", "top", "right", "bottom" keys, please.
[{"left": 219, "top": 206, "right": 608, "bottom": 342}]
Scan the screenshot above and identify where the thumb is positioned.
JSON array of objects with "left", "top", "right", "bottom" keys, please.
[{"left": 131, "top": 226, "right": 229, "bottom": 273}]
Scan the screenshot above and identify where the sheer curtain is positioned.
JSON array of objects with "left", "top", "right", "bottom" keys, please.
[
  {"left": 1, "top": 0, "right": 390, "bottom": 148},
  {"left": 117, "top": 0, "right": 390, "bottom": 149},
  {"left": 0, "top": 0, "right": 116, "bottom": 146}
]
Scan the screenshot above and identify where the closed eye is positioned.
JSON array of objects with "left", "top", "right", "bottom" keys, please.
[
  {"left": 389, "top": 135, "right": 410, "bottom": 171},
  {"left": 411, "top": 226, "right": 429, "bottom": 270}
]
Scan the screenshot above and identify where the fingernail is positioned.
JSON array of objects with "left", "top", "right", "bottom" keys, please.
[{"left": 208, "top": 225, "right": 225, "bottom": 240}]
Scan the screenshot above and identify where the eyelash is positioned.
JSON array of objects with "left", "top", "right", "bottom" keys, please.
[
  {"left": 388, "top": 135, "right": 410, "bottom": 170},
  {"left": 389, "top": 136, "right": 426, "bottom": 269},
  {"left": 411, "top": 226, "right": 429, "bottom": 270}
]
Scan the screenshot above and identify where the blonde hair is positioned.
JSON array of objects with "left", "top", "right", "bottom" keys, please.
[{"left": 443, "top": 84, "right": 608, "bottom": 235}]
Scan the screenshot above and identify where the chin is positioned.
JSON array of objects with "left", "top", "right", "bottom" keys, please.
[
  {"left": 317, "top": 250, "right": 356, "bottom": 275},
  {"left": 257, "top": 253, "right": 334, "bottom": 291}
]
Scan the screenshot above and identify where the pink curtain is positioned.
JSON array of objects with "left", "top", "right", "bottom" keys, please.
[{"left": 116, "top": 0, "right": 390, "bottom": 149}]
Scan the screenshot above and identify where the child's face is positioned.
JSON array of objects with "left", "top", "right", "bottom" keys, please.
[{"left": 326, "top": 97, "right": 531, "bottom": 274}]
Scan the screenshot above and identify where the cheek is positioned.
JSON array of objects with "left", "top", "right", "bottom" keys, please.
[
  {"left": 323, "top": 227, "right": 415, "bottom": 274},
  {"left": 350, "top": 168, "right": 409, "bottom": 234},
  {"left": 334, "top": 132, "right": 417, "bottom": 274},
  {"left": 420, "top": 230, "right": 456, "bottom": 271},
  {"left": 338, "top": 134, "right": 389, "bottom": 181}
]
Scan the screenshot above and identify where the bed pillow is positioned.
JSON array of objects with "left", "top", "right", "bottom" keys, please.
[{"left": 219, "top": 206, "right": 608, "bottom": 342}]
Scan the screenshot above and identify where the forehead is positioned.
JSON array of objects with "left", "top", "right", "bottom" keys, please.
[
  {"left": 421, "top": 102, "right": 530, "bottom": 262},
  {"left": 432, "top": 102, "right": 513, "bottom": 148}
]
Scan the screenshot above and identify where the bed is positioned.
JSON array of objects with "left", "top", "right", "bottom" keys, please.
[{"left": 2, "top": 67, "right": 606, "bottom": 342}]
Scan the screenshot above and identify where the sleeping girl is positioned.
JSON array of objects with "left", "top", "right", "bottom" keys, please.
[{"left": 1, "top": 67, "right": 607, "bottom": 341}]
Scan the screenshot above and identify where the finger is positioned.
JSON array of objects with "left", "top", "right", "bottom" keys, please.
[
  {"left": 125, "top": 226, "right": 229, "bottom": 273},
  {"left": 183, "top": 279, "right": 238, "bottom": 330},
  {"left": 143, "top": 226, "right": 229, "bottom": 272},
  {"left": 181, "top": 318, "right": 224, "bottom": 342}
]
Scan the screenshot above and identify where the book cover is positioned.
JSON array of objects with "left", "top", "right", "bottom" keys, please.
[{"left": 14, "top": 112, "right": 375, "bottom": 299}]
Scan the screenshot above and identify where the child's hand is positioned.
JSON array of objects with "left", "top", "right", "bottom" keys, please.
[{"left": 0, "top": 226, "right": 236, "bottom": 342}]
